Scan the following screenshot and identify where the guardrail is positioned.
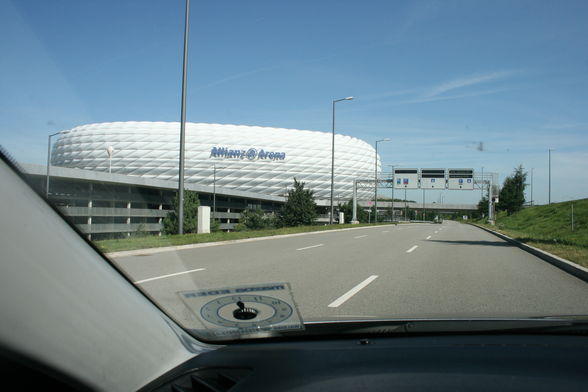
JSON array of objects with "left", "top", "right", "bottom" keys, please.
[
  {"left": 76, "top": 223, "right": 163, "bottom": 234},
  {"left": 60, "top": 206, "right": 168, "bottom": 218}
]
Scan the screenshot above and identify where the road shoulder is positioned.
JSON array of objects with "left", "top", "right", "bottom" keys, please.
[{"left": 470, "top": 223, "right": 588, "bottom": 283}]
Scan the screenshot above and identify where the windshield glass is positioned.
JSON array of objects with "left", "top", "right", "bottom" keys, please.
[{"left": 2, "top": 0, "right": 588, "bottom": 341}]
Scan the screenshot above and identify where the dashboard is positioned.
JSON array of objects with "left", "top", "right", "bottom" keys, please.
[{"left": 143, "top": 334, "right": 588, "bottom": 391}]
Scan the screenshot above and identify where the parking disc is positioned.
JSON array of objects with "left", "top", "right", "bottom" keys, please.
[{"left": 178, "top": 282, "right": 303, "bottom": 340}]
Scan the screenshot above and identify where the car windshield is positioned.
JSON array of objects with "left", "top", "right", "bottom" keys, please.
[{"left": 2, "top": 0, "right": 587, "bottom": 342}]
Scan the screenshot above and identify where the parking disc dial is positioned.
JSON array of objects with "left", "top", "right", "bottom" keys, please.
[{"left": 200, "top": 295, "right": 293, "bottom": 329}]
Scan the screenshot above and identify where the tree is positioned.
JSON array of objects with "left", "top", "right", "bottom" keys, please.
[
  {"left": 163, "top": 190, "right": 200, "bottom": 234},
  {"left": 237, "top": 208, "right": 276, "bottom": 230},
  {"left": 210, "top": 218, "right": 221, "bottom": 232},
  {"left": 338, "top": 199, "right": 368, "bottom": 223},
  {"left": 498, "top": 165, "right": 527, "bottom": 215},
  {"left": 279, "top": 178, "right": 317, "bottom": 226},
  {"left": 477, "top": 197, "right": 488, "bottom": 218}
]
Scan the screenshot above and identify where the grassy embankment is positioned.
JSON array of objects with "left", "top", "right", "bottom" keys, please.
[
  {"left": 473, "top": 199, "right": 588, "bottom": 268},
  {"left": 96, "top": 222, "right": 395, "bottom": 253}
]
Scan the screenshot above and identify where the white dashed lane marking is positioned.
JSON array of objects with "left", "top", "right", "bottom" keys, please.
[
  {"left": 406, "top": 245, "right": 418, "bottom": 253},
  {"left": 296, "top": 244, "right": 324, "bottom": 251},
  {"left": 134, "top": 268, "right": 206, "bottom": 284},
  {"left": 328, "top": 275, "right": 379, "bottom": 308}
]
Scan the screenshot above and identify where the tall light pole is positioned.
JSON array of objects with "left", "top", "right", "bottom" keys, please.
[
  {"left": 46, "top": 130, "right": 68, "bottom": 199},
  {"left": 548, "top": 149, "right": 553, "bottom": 204},
  {"left": 481, "top": 166, "right": 484, "bottom": 199},
  {"left": 106, "top": 146, "right": 114, "bottom": 174},
  {"left": 374, "top": 138, "right": 390, "bottom": 223},
  {"left": 213, "top": 164, "right": 217, "bottom": 220},
  {"left": 212, "top": 164, "right": 225, "bottom": 220},
  {"left": 386, "top": 164, "right": 398, "bottom": 222},
  {"left": 405, "top": 188, "right": 408, "bottom": 220},
  {"left": 330, "top": 96, "right": 353, "bottom": 224},
  {"left": 530, "top": 168, "right": 534, "bottom": 206},
  {"left": 422, "top": 188, "right": 426, "bottom": 220},
  {"left": 178, "top": 0, "right": 190, "bottom": 234}
]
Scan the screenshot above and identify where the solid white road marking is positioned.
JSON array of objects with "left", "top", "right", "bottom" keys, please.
[
  {"left": 382, "top": 230, "right": 389, "bottom": 233},
  {"left": 354, "top": 235, "right": 368, "bottom": 239},
  {"left": 406, "top": 245, "right": 418, "bottom": 253},
  {"left": 426, "top": 235, "right": 431, "bottom": 240},
  {"left": 134, "top": 268, "right": 206, "bottom": 284},
  {"left": 296, "top": 244, "right": 324, "bottom": 251},
  {"left": 328, "top": 275, "right": 379, "bottom": 308}
]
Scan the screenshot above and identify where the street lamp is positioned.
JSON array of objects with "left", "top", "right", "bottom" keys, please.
[
  {"left": 106, "top": 146, "right": 114, "bottom": 174},
  {"left": 374, "top": 138, "right": 390, "bottom": 223},
  {"left": 46, "top": 130, "right": 69, "bottom": 199},
  {"left": 481, "top": 166, "right": 484, "bottom": 199},
  {"left": 330, "top": 96, "right": 353, "bottom": 224},
  {"left": 386, "top": 164, "right": 399, "bottom": 222},
  {"left": 548, "top": 149, "right": 554, "bottom": 204},
  {"left": 212, "top": 164, "right": 225, "bottom": 220},
  {"left": 530, "top": 168, "right": 534, "bottom": 206},
  {"left": 178, "top": 0, "right": 190, "bottom": 235}
]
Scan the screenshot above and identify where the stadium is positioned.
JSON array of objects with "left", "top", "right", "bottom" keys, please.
[
  {"left": 18, "top": 122, "right": 475, "bottom": 238},
  {"left": 51, "top": 121, "right": 379, "bottom": 200}
]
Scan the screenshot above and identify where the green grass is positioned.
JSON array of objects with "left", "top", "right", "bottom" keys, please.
[
  {"left": 96, "top": 222, "right": 396, "bottom": 253},
  {"left": 474, "top": 199, "right": 588, "bottom": 268}
]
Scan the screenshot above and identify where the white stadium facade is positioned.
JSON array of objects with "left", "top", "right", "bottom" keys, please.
[{"left": 51, "top": 121, "right": 379, "bottom": 200}]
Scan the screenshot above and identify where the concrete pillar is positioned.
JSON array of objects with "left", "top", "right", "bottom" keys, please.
[
  {"left": 87, "top": 200, "right": 92, "bottom": 241},
  {"left": 198, "top": 206, "right": 211, "bottom": 234},
  {"left": 158, "top": 204, "right": 163, "bottom": 236},
  {"left": 351, "top": 180, "right": 359, "bottom": 224},
  {"left": 127, "top": 201, "right": 131, "bottom": 237},
  {"left": 339, "top": 212, "right": 344, "bottom": 224}
]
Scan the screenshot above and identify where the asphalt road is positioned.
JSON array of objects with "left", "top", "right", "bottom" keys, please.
[{"left": 111, "top": 221, "right": 588, "bottom": 328}]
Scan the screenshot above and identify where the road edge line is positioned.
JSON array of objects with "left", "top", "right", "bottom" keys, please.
[{"left": 469, "top": 223, "right": 588, "bottom": 283}]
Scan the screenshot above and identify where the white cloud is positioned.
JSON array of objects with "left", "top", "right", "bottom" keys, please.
[
  {"left": 359, "top": 70, "right": 519, "bottom": 106},
  {"left": 423, "top": 71, "right": 517, "bottom": 98},
  {"left": 395, "top": 86, "right": 515, "bottom": 105}
]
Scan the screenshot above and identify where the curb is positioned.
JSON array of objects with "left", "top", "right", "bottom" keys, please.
[{"left": 470, "top": 223, "right": 588, "bottom": 283}]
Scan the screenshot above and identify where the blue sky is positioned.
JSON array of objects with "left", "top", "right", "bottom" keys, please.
[{"left": 1, "top": 0, "right": 587, "bottom": 205}]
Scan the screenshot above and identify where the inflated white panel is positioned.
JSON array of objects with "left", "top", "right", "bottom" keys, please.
[{"left": 52, "top": 122, "right": 379, "bottom": 200}]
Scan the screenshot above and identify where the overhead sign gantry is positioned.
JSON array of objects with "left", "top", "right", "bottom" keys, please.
[
  {"left": 421, "top": 168, "right": 446, "bottom": 189},
  {"left": 393, "top": 168, "right": 419, "bottom": 189},
  {"left": 351, "top": 168, "right": 483, "bottom": 223},
  {"left": 447, "top": 168, "right": 474, "bottom": 190},
  {"left": 391, "top": 168, "right": 474, "bottom": 190}
]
